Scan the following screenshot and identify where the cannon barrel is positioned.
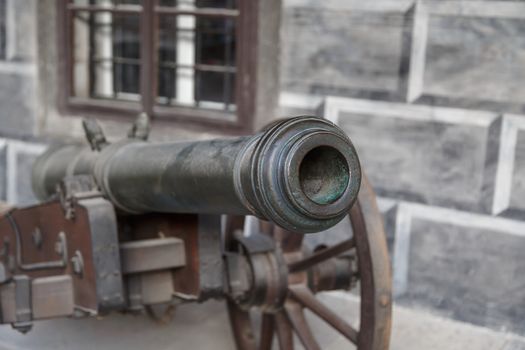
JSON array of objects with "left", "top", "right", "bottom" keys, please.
[{"left": 32, "top": 117, "right": 361, "bottom": 233}]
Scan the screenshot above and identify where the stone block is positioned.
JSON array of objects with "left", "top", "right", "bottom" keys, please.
[
  {"left": 323, "top": 97, "right": 500, "bottom": 212},
  {"left": 278, "top": 91, "right": 322, "bottom": 118},
  {"left": 492, "top": 115, "right": 525, "bottom": 217},
  {"left": 0, "top": 71, "right": 36, "bottom": 137},
  {"left": 7, "top": 0, "right": 36, "bottom": 61},
  {"left": 393, "top": 202, "right": 525, "bottom": 334},
  {"left": 6, "top": 140, "right": 46, "bottom": 206},
  {"left": 281, "top": 1, "right": 413, "bottom": 100},
  {"left": 407, "top": 1, "right": 525, "bottom": 112},
  {"left": 510, "top": 131, "right": 525, "bottom": 212}
]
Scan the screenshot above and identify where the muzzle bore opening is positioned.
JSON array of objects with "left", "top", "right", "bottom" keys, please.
[{"left": 298, "top": 146, "right": 350, "bottom": 205}]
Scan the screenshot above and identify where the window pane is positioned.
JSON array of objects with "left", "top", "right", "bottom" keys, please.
[
  {"left": 157, "top": 15, "right": 176, "bottom": 102},
  {"left": 197, "top": 71, "right": 235, "bottom": 105},
  {"left": 197, "top": 17, "right": 236, "bottom": 66},
  {"left": 159, "top": 0, "right": 236, "bottom": 9},
  {"left": 156, "top": 14, "right": 237, "bottom": 112},
  {"left": 113, "top": 15, "right": 141, "bottom": 96},
  {"left": 72, "top": 10, "right": 141, "bottom": 102}
]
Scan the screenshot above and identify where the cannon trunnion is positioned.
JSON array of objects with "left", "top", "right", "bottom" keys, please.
[{"left": 0, "top": 116, "right": 392, "bottom": 350}]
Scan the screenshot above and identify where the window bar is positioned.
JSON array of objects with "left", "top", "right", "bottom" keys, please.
[
  {"left": 70, "top": 10, "right": 85, "bottom": 97},
  {"left": 112, "top": 16, "right": 121, "bottom": 98},
  {"left": 168, "top": 9, "right": 176, "bottom": 104},
  {"left": 171, "top": 2, "right": 178, "bottom": 105},
  {"left": 157, "top": 4, "right": 174, "bottom": 105},
  {"left": 0, "top": 0, "right": 5, "bottom": 60},
  {"left": 175, "top": 0, "right": 196, "bottom": 106},
  {"left": 140, "top": 0, "right": 156, "bottom": 115},
  {"left": 155, "top": 6, "right": 239, "bottom": 18},
  {"left": 67, "top": 4, "right": 142, "bottom": 14},
  {"left": 159, "top": 14, "right": 175, "bottom": 104},
  {"left": 160, "top": 62, "right": 235, "bottom": 73},
  {"left": 195, "top": 10, "right": 202, "bottom": 107},
  {"left": 88, "top": 0, "right": 96, "bottom": 98},
  {"left": 223, "top": 0, "right": 233, "bottom": 110},
  {"left": 151, "top": 1, "right": 161, "bottom": 107},
  {"left": 94, "top": 0, "right": 114, "bottom": 99}
]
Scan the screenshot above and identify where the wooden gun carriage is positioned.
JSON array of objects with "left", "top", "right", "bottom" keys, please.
[{"left": 0, "top": 115, "right": 391, "bottom": 350}]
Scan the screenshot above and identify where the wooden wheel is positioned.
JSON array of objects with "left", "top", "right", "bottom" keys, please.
[{"left": 224, "top": 175, "right": 392, "bottom": 350}]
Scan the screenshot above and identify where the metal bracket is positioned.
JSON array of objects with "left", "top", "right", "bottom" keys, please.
[
  {"left": 56, "top": 175, "right": 100, "bottom": 220},
  {"left": 71, "top": 250, "right": 84, "bottom": 277},
  {"left": 224, "top": 229, "right": 288, "bottom": 311},
  {"left": 6, "top": 213, "right": 68, "bottom": 271},
  {"left": 233, "top": 231, "right": 275, "bottom": 254},
  {"left": 11, "top": 275, "right": 32, "bottom": 334}
]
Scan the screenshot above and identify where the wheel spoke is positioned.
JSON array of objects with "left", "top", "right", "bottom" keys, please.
[
  {"left": 275, "top": 311, "right": 294, "bottom": 350},
  {"left": 259, "top": 313, "right": 275, "bottom": 350},
  {"left": 289, "top": 285, "right": 358, "bottom": 344},
  {"left": 284, "top": 301, "right": 321, "bottom": 350},
  {"left": 288, "top": 238, "right": 355, "bottom": 273},
  {"left": 227, "top": 299, "right": 257, "bottom": 350}
]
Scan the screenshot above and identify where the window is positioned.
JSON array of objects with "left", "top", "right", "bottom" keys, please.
[
  {"left": 0, "top": 0, "right": 5, "bottom": 59},
  {"left": 58, "top": 0, "right": 257, "bottom": 131}
]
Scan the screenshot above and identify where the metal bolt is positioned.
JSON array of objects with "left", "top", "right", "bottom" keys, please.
[
  {"left": 32, "top": 228, "right": 42, "bottom": 249},
  {"left": 55, "top": 240, "right": 63, "bottom": 255},
  {"left": 71, "top": 250, "right": 84, "bottom": 277}
]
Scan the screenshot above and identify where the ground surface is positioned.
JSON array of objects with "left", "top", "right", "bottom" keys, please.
[{"left": 0, "top": 292, "right": 522, "bottom": 350}]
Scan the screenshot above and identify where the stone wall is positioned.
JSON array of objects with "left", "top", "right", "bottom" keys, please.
[
  {"left": 280, "top": 0, "right": 525, "bottom": 336},
  {"left": 0, "top": 0, "right": 523, "bottom": 339},
  {"left": 0, "top": 0, "right": 43, "bottom": 207},
  {"left": 0, "top": 0, "right": 37, "bottom": 138}
]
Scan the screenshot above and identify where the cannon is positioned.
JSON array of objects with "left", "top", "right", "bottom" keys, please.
[
  {"left": 0, "top": 115, "right": 392, "bottom": 350},
  {"left": 32, "top": 116, "right": 361, "bottom": 233}
]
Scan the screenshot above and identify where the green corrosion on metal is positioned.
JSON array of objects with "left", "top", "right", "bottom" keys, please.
[{"left": 299, "top": 146, "right": 350, "bottom": 205}]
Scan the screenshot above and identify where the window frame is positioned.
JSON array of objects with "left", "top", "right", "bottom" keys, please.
[{"left": 56, "top": 0, "right": 258, "bottom": 133}]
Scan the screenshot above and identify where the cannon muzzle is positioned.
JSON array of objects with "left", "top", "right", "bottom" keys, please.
[{"left": 32, "top": 117, "right": 361, "bottom": 233}]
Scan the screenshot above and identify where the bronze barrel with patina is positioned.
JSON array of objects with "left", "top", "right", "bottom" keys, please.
[{"left": 32, "top": 117, "right": 361, "bottom": 233}]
